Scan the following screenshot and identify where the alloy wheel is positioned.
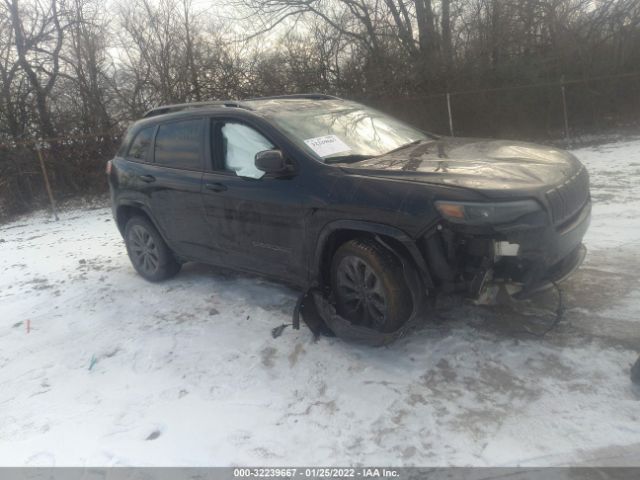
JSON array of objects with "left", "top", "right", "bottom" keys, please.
[
  {"left": 128, "top": 225, "right": 160, "bottom": 276},
  {"left": 335, "top": 255, "right": 388, "bottom": 328}
]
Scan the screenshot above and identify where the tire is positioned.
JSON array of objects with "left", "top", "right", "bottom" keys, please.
[
  {"left": 331, "top": 238, "right": 413, "bottom": 333},
  {"left": 124, "top": 215, "right": 181, "bottom": 282}
]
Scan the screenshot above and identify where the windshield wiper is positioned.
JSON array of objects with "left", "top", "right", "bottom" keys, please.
[
  {"left": 323, "top": 140, "right": 425, "bottom": 163},
  {"left": 324, "top": 154, "right": 373, "bottom": 164},
  {"left": 378, "top": 139, "right": 423, "bottom": 157}
]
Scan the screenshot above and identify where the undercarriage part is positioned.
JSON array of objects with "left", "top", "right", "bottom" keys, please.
[
  {"left": 424, "top": 232, "right": 457, "bottom": 289},
  {"left": 473, "top": 284, "right": 501, "bottom": 305},
  {"left": 469, "top": 268, "right": 494, "bottom": 302},
  {"left": 472, "top": 282, "right": 522, "bottom": 306},
  {"left": 423, "top": 228, "right": 498, "bottom": 296}
]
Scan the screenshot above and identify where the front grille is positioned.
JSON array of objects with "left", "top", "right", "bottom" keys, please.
[{"left": 546, "top": 165, "right": 590, "bottom": 225}]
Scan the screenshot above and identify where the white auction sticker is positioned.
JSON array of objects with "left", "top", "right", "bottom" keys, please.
[{"left": 304, "top": 135, "right": 351, "bottom": 158}]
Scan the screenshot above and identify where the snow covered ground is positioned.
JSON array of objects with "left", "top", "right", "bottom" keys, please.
[{"left": 1, "top": 139, "right": 639, "bottom": 467}]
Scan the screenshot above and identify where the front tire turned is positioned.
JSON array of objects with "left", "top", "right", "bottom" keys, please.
[
  {"left": 124, "top": 215, "right": 181, "bottom": 282},
  {"left": 331, "top": 238, "right": 413, "bottom": 333}
]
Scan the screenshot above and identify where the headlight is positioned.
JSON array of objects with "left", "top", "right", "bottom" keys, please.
[{"left": 435, "top": 199, "right": 541, "bottom": 225}]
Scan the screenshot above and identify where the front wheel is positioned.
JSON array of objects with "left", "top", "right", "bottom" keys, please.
[
  {"left": 124, "top": 216, "right": 181, "bottom": 282},
  {"left": 331, "top": 239, "right": 412, "bottom": 333}
]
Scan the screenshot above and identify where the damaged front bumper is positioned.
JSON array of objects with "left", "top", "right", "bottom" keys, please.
[
  {"left": 422, "top": 200, "right": 591, "bottom": 303},
  {"left": 513, "top": 242, "right": 586, "bottom": 298}
]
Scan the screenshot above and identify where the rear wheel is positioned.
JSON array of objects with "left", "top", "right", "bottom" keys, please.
[
  {"left": 124, "top": 216, "right": 181, "bottom": 282},
  {"left": 331, "top": 238, "right": 412, "bottom": 333}
]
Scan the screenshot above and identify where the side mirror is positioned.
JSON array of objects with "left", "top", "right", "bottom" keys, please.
[{"left": 255, "top": 150, "right": 291, "bottom": 175}]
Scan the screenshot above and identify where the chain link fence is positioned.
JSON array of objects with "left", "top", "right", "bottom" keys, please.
[
  {"left": 1, "top": 72, "right": 640, "bottom": 222},
  {"left": 364, "top": 72, "right": 640, "bottom": 142},
  {"left": 0, "top": 132, "right": 122, "bottom": 222}
]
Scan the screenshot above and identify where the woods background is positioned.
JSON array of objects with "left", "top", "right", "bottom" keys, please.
[{"left": 1, "top": 0, "right": 640, "bottom": 219}]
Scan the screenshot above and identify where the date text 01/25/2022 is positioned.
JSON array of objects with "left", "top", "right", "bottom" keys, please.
[{"left": 232, "top": 467, "right": 400, "bottom": 477}]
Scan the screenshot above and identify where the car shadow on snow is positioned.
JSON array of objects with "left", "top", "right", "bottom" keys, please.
[
  {"left": 172, "top": 260, "right": 563, "bottom": 351},
  {"left": 162, "top": 248, "right": 639, "bottom": 353}
]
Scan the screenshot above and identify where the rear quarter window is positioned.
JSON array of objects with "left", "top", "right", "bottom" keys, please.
[
  {"left": 154, "top": 119, "right": 203, "bottom": 170},
  {"left": 127, "top": 126, "right": 155, "bottom": 161}
]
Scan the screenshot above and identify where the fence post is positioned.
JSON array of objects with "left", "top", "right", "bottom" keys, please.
[
  {"left": 560, "top": 79, "right": 570, "bottom": 142},
  {"left": 446, "top": 93, "right": 455, "bottom": 137},
  {"left": 35, "top": 143, "right": 59, "bottom": 221}
]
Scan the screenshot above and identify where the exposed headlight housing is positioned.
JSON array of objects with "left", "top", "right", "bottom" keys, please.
[{"left": 435, "top": 199, "right": 542, "bottom": 225}]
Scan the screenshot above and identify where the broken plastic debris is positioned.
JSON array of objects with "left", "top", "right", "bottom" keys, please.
[{"left": 271, "top": 324, "right": 290, "bottom": 339}]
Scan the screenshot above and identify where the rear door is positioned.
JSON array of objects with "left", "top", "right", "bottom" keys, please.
[
  {"left": 200, "top": 118, "right": 307, "bottom": 283},
  {"left": 145, "top": 117, "right": 210, "bottom": 259}
]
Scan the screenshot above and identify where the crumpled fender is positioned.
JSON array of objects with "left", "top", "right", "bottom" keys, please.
[{"left": 311, "top": 220, "right": 434, "bottom": 289}]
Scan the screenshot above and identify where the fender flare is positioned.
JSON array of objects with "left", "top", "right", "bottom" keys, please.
[
  {"left": 114, "top": 200, "right": 167, "bottom": 241},
  {"left": 311, "top": 219, "right": 434, "bottom": 289}
]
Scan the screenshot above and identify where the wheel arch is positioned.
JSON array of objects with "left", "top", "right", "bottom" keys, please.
[
  {"left": 312, "top": 220, "right": 433, "bottom": 290},
  {"left": 115, "top": 202, "right": 160, "bottom": 237}
]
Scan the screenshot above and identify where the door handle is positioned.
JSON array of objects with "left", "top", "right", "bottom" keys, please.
[
  {"left": 138, "top": 174, "right": 156, "bottom": 183},
  {"left": 205, "top": 182, "right": 227, "bottom": 192}
]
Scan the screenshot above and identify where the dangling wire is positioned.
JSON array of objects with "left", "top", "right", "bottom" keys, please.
[{"left": 521, "top": 281, "right": 565, "bottom": 337}]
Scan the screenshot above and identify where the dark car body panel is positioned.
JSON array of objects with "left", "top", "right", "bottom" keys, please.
[
  {"left": 109, "top": 96, "right": 591, "bottom": 298},
  {"left": 341, "top": 137, "right": 580, "bottom": 190}
]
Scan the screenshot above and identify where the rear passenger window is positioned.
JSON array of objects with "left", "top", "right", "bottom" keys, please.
[
  {"left": 127, "top": 127, "right": 154, "bottom": 161},
  {"left": 154, "top": 119, "right": 203, "bottom": 170}
]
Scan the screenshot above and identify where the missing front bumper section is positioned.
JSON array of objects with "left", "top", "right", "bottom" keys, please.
[
  {"left": 420, "top": 220, "right": 588, "bottom": 304},
  {"left": 512, "top": 243, "right": 586, "bottom": 299}
]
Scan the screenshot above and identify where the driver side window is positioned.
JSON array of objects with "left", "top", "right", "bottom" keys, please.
[{"left": 222, "top": 122, "right": 274, "bottom": 179}]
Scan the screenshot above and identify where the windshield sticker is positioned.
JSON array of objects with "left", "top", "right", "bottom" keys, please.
[{"left": 304, "top": 135, "right": 351, "bottom": 158}]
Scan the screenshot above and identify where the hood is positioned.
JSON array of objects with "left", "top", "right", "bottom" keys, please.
[{"left": 340, "top": 137, "right": 582, "bottom": 194}]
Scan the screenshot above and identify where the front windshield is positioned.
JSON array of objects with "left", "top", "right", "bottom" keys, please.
[{"left": 267, "top": 102, "right": 432, "bottom": 162}]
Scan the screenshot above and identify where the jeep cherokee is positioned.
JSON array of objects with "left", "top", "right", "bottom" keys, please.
[{"left": 107, "top": 94, "right": 590, "bottom": 333}]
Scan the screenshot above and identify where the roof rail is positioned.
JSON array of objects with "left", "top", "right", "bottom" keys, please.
[
  {"left": 245, "top": 93, "right": 340, "bottom": 101},
  {"left": 142, "top": 101, "right": 247, "bottom": 118}
]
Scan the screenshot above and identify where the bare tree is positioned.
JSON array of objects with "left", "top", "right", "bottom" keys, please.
[
  {"left": 2, "top": 0, "right": 640, "bottom": 220},
  {"left": 5, "top": 0, "right": 65, "bottom": 139},
  {"left": 61, "top": 0, "right": 111, "bottom": 132}
]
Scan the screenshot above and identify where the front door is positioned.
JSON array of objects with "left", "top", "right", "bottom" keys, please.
[{"left": 200, "top": 119, "right": 306, "bottom": 283}]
